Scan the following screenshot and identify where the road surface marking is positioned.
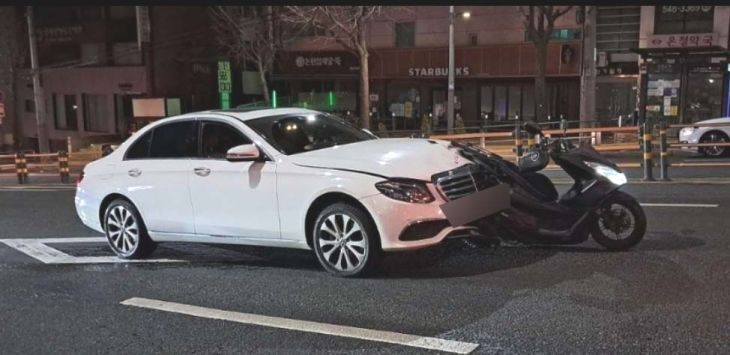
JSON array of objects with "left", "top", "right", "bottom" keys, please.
[
  {"left": 640, "top": 203, "right": 718, "bottom": 208},
  {"left": 0, "top": 237, "right": 265, "bottom": 264},
  {"left": 0, "top": 237, "right": 182, "bottom": 264},
  {"left": 121, "top": 297, "right": 479, "bottom": 354}
]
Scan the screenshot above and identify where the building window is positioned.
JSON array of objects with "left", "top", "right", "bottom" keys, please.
[
  {"left": 35, "top": 6, "right": 79, "bottom": 27},
  {"left": 481, "top": 85, "right": 539, "bottom": 122},
  {"left": 113, "top": 43, "right": 142, "bottom": 65},
  {"left": 79, "top": 6, "right": 103, "bottom": 22},
  {"left": 654, "top": 6, "right": 714, "bottom": 35},
  {"left": 395, "top": 22, "right": 415, "bottom": 48},
  {"left": 83, "top": 94, "right": 110, "bottom": 132},
  {"left": 110, "top": 6, "right": 136, "bottom": 19},
  {"left": 469, "top": 33, "right": 478, "bottom": 46},
  {"left": 597, "top": 6, "right": 641, "bottom": 53},
  {"left": 40, "top": 43, "right": 81, "bottom": 67},
  {"left": 53, "top": 94, "right": 79, "bottom": 131},
  {"left": 81, "top": 43, "right": 104, "bottom": 65},
  {"left": 25, "top": 99, "right": 35, "bottom": 113}
]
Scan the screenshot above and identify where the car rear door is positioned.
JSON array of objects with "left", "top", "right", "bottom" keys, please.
[
  {"left": 187, "top": 118, "right": 280, "bottom": 239},
  {"left": 118, "top": 119, "right": 198, "bottom": 234}
]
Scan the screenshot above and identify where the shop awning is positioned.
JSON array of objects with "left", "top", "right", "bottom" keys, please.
[{"left": 630, "top": 46, "right": 730, "bottom": 58}]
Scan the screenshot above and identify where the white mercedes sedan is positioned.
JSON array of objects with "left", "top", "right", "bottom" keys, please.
[
  {"left": 678, "top": 117, "right": 730, "bottom": 157},
  {"left": 75, "top": 108, "right": 480, "bottom": 277}
]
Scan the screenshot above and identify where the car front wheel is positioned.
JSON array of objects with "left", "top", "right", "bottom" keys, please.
[
  {"left": 313, "top": 203, "right": 380, "bottom": 277},
  {"left": 700, "top": 131, "right": 729, "bottom": 157}
]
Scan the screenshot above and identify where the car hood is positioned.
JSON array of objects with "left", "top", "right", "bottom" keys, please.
[{"left": 289, "top": 138, "right": 470, "bottom": 181}]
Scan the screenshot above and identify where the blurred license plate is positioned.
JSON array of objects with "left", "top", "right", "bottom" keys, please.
[{"left": 439, "top": 183, "right": 510, "bottom": 227}]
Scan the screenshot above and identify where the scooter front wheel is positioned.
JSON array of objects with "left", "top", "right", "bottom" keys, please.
[{"left": 590, "top": 191, "right": 646, "bottom": 251}]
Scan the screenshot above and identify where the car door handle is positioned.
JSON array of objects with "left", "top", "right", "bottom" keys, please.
[
  {"left": 128, "top": 168, "right": 142, "bottom": 177},
  {"left": 194, "top": 167, "right": 211, "bottom": 177}
]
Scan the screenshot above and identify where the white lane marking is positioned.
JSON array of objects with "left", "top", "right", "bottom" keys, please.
[
  {"left": 640, "top": 203, "right": 718, "bottom": 208},
  {"left": 0, "top": 237, "right": 182, "bottom": 264},
  {"left": 121, "top": 297, "right": 479, "bottom": 354}
]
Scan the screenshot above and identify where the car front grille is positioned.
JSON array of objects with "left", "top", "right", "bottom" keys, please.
[{"left": 432, "top": 164, "right": 496, "bottom": 201}]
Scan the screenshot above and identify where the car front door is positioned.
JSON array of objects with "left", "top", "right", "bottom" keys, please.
[
  {"left": 188, "top": 118, "right": 280, "bottom": 239},
  {"left": 118, "top": 119, "right": 198, "bottom": 234}
]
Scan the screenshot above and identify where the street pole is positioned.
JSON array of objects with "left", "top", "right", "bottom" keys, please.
[
  {"left": 26, "top": 6, "right": 49, "bottom": 153},
  {"left": 447, "top": 6, "right": 455, "bottom": 134},
  {"left": 579, "top": 6, "right": 596, "bottom": 130}
]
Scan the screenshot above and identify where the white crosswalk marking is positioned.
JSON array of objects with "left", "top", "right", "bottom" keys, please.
[{"left": 122, "top": 297, "right": 480, "bottom": 354}]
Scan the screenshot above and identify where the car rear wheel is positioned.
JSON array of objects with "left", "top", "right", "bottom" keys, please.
[
  {"left": 313, "top": 203, "right": 381, "bottom": 277},
  {"left": 104, "top": 199, "right": 156, "bottom": 259},
  {"left": 700, "top": 131, "right": 729, "bottom": 157}
]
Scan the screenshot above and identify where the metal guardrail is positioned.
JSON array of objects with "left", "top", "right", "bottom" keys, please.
[{"left": 1, "top": 150, "right": 95, "bottom": 184}]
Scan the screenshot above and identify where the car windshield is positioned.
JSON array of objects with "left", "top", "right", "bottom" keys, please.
[{"left": 245, "top": 113, "right": 376, "bottom": 155}]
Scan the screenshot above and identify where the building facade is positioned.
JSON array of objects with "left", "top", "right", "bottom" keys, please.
[
  {"left": 271, "top": 6, "right": 584, "bottom": 130},
  {"left": 636, "top": 6, "right": 730, "bottom": 124},
  {"left": 3, "top": 6, "right": 219, "bottom": 151}
]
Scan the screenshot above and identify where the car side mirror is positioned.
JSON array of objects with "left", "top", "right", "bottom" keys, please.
[{"left": 226, "top": 144, "right": 261, "bottom": 162}]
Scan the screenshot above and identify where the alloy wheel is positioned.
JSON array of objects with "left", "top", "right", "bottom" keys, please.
[
  {"left": 317, "top": 213, "right": 368, "bottom": 272},
  {"left": 106, "top": 205, "right": 140, "bottom": 257},
  {"left": 597, "top": 203, "right": 635, "bottom": 241},
  {"left": 703, "top": 133, "right": 727, "bottom": 157}
]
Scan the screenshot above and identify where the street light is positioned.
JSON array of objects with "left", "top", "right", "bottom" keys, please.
[{"left": 447, "top": 7, "right": 470, "bottom": 134}]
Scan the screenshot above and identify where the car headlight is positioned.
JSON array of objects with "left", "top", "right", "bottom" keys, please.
[
  {"left": 584, "top": 161, "right": 627, "bottom": 185},
  {"left": 375, "top": 179, "right": 434, "bottom": 204},
  {"left": 680, "top": 127, "right": 695, "bottom": 135}
]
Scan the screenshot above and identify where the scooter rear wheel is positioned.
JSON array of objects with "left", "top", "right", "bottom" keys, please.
[{"left": 590, "top": 191, "right": 646, "bottom": 251}]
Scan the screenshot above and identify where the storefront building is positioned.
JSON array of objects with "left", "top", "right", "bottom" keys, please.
[
  {"left": 273, "top": 6, "right": 584, "bottom": 130},
  {"left": 635, "top": 6, "right": 730, "bottom": 124},
  {"left": 6, "top": 6, "right": 218, "bottom": 151}
]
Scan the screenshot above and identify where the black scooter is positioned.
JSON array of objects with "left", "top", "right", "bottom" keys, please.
[{"left": 454, "top": 121, "right": 646, "bottom": 251}]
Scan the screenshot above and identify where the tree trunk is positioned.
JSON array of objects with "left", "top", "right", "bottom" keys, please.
[
  {"left": 358, "top": 50, "right": 370, "bottom": 130},
  {"left": 535, "top": 41, "right": 549, "bottom": 122},
  {"left": 579, "top": 6, "right": 596, "bottom": 129},
  {"left": 258, "top": 61, "right": 271, "bottom": 106}
]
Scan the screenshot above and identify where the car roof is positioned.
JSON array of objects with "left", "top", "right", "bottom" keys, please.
[{"left": 199, "top": 107, "right": 321, "bottom": 122}]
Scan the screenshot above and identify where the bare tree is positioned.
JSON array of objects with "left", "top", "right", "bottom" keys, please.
[
  {"left": 521, "top": 6, "right": 573, "bottom": 122},
  {"left": 209, "top": 6, "right": 293, "bottom": 106},
  {"left": 283, "top": 6, "right": 383, "bottom": 130},
  {"left": 0, "top": 6, "right": 27, "bottom": 150}
]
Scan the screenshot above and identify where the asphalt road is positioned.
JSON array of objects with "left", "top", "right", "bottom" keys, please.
[{"left": 1, "top": 183, "right": 730, "bottom": 354}]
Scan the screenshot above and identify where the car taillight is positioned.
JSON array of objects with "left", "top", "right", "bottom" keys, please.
[{"left": 76, "top": 171, "right": 85, "bottom": 187}]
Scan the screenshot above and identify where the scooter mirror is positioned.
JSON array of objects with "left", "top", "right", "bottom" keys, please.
[{"left": 524, "top": 121, "right": 543, "bottom": 136}]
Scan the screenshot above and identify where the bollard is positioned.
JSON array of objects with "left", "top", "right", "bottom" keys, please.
[
  {"left": 659, "top": 121, "right": 670, "bottom": 181},
  {"left": 22, "top": 152, "right": 29, "bottom": 183},
  {"left": 15, "top": 152, "right": 23, "bottom": 184},
  {"left": 514, "top": 122, "right": 523, "bottom": 163},
  {"left": 479, "top": 127, "right": 486, "bottom": 149},
  {"left": 58, "top": 151, "right": 70, "bottom": 183},
  {"left": 643, "top": 120, "right": 655, "bottom": 181}
]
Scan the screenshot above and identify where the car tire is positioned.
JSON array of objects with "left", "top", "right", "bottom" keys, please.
[
  {"left": 699, "top": 131, "right": 729, "bottom": 157},
  {"left": 104, "top": 199, "right": 157, "bottom": 259},
  {"left": 590, "top": 191, "right": 646, "bottom": 251},
  {"left": 312, "top": 203, "right": 381, "bottom": 277}
]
